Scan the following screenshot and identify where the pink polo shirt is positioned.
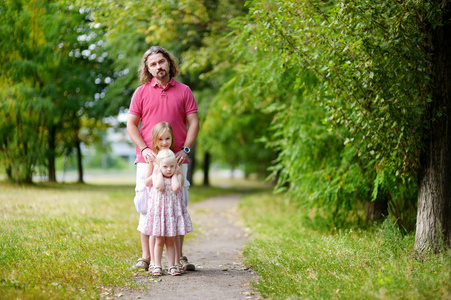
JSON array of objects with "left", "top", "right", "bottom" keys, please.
[{"left": 128, "top": 77, "right": 198, "bottom": 163}]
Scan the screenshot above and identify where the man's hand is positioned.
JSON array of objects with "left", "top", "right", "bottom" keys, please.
[
  {"left": 142, "top": 148, "right": 157, "bottom": 164},
  {"left": 175, "top": 150, "right": 188, "bottom": 165}
]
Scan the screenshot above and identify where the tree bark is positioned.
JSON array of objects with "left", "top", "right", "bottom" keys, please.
[
  {"left": 6, "top": 166, "right": 12, "bottom": 181},
  {"left": 75, "top": 133, "right": 84, "bottom": 184},
  {"left": 414, "top": 5, "right": 451, "bottom": 254},
  {"left": 203, "top": 151, "right": 210, "bottom": 186},
  {"left": 47, "top": 125, "right": 57, "bottom": 182}
]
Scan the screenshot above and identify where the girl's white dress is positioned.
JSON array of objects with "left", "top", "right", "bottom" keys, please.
[{"left": 138, "top": 177, "right": 193, "bottom": 237}]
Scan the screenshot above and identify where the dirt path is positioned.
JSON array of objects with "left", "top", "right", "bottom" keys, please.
[{"left": 118, "top": 194, "right": 262, "bottom": 300}]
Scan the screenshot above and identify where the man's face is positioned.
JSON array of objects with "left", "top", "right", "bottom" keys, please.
[{"left": 146, "top": 53, "right": 170, "bottom": 81}]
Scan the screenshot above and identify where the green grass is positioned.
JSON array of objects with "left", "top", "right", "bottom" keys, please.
[
  {"left": 0, "top": 178, "right": 247, "bottom": 299},
  {"left": 240, "top": 192, "right": 451, "bottom": 300}
]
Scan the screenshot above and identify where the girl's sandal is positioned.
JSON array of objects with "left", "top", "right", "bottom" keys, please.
[
  {"left": 152, "top": 266, "right": 162, "bottom": 276},
  {"left": 168, "top": 266, "right": 181, "bottom": 276},
  {"left": 178, "top": 264, "right": 186, "bottom": 274}
]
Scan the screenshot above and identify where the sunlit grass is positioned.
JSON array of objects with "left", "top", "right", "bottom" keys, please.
[
  {"left": 0, "top": 181, "right": 139, "bottom": 299},
  {"left": 240, "top": 192, "right": 451, "bottom": 299},
  {"left": 0, "top": 175, "right": 250, "bottom": 299}
]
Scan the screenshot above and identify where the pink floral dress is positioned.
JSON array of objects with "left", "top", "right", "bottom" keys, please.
[{"left": 139, "top": 177, "right": 193, "bottom": 237}]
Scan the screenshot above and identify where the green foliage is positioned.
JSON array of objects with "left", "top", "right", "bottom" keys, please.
[
  {"left": 205, "top": 0, "right": 442, "bottom": 227},
  {"left": 0, "top": 84, "right": 49, "bottom": 183},
  {"left": 240, "top": 191, "right": 451, "bottom": 299},
  {"left": 0, "top": 1, "right": 60, "bottom": 183},
  {"left": 0, "top": 1, "right": 113, "bottom": 183},
  {"left": 245, "top": 0, "right": 442, "bottom": 178},
  {"left": 203, "top": 9, "right": 370, "bottom": 224}
]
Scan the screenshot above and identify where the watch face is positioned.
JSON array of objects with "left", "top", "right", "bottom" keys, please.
[{"left": 183, "top": 147, "right": 190, "bottom": 154}]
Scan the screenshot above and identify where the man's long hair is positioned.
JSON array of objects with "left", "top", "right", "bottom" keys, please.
[{"left": 138, "top": 46, "right": 180, "bottom": 84}]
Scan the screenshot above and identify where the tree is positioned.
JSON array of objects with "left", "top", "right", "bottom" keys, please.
[
  {"left": 42, "top": 5, "right": 109, "bottom": 182},
  {"left": 0, "top": 1, "right": 113, "bottom": 184},
  {"left": 236, "top": 0, "right": 450, "bottom": 252},
  {"left": 415, "top": 4, "right": 451, "bottom": 254},
  {"left": 0, "top": 0, "right": 56, "bottom": 183}
]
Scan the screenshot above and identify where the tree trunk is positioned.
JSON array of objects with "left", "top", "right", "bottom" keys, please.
[
  {"left": 6, "top": 166, "right": 12, "bottom": 181},
  {"left": 414, "top": 6, "right": 451, "bottom": 254},
  {"left": 75, "top": 135, "right": 84, "bottom": 184},
  {"left": 203, "top": 151, "right": 210, "bottom": 186},
  {"left": 366, "top": 195, "right": 389, "bottom": 223},
  {"left": 47, "top": 125, "right": 57, "bottom": 182}
]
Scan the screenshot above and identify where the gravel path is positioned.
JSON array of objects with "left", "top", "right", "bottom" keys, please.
[{"left": 117, "top": 194, "right": 262, "bottom": 300}]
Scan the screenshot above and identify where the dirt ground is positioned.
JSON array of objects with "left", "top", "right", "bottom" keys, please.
[{"left": 115, "top": 194, "right": 262, "bottom": 300}]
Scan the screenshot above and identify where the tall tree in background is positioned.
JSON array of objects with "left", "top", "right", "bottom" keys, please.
[
  {"left": 0, "top": 0, "right": 55, "bottom": 183},
  {"left": 0, "top": 1, "right": 112, "bottom": 184},
  {"left": 230, "top": 0, "right": 450, "bottom": 252},
  {"left": 43, "top": 5, "right": 110, "bottom": 182}
]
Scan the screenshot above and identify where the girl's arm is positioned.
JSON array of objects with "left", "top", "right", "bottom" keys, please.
[
  {"left": 144, "top": 162, "right": 154, "bottom": 187},
  {"left": 171, "top": 165, "right": 184, "bottom": 193},
  {"left": 177, "top": 165, "right": 184, "bottom": 187},
  {"left": 152, "top": 164, "right": 165, "bottom": 191}
]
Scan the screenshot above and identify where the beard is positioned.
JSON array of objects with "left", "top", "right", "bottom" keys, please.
[{"left": 156, "top": 69, "right": 168, "bottom": 80}]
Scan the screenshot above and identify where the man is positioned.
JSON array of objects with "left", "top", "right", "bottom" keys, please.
[{"left": 127, "top": 46, "right": 199, "bottom": 272}]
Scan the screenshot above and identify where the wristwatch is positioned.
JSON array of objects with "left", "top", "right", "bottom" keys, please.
[{"left": 182, "top": 147, "right": 191, "bottom": 155}]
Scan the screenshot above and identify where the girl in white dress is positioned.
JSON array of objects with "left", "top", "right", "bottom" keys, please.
[{"left": 140, "top": 149, "right": 193, "bottom": 276}]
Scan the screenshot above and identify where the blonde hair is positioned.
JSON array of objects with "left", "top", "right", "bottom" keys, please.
[
  {"left": 156, "top": 149, "right": 176, "bottom": 165},
  {"left": 152, "top": 122, "right": 175, "bottom": 153}
]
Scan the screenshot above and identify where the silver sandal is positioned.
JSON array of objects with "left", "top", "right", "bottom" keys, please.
[
  {"left": 168, "top": 266, "right": 181, "bottom": 276},
  {"left": 152, "top": 266, "right": 163, "bottom": 276}
]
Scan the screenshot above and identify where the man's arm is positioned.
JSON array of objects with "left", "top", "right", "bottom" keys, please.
[
  {"left": 175, "top": 112, "right": 199, "bottom": 162},
  {"left": 127, "top": 114, "right": 155, "bottom": 163},
  {"left": 184, "top": 112, "right": 199, "bottom": 149}
]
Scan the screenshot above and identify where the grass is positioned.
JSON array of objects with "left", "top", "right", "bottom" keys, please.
[
  {"left": 8, "top": 172, "right": 448, "bottom": 299},
  {"left": 0, "top": 175, "right": 253, "bottom": 299},
  {"left": 239, "top": 191, "right": 451, "bottom": 300}
]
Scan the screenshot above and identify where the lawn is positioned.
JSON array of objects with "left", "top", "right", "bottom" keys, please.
[
  {"left": 239, "top": 191, "right": 451, "bottom": 299},
  {"left": 0, "top": 174, "right": 253, "bottom": 299},
  {"left": 4, "top": 174, "right": 448, "bottom": 300}
]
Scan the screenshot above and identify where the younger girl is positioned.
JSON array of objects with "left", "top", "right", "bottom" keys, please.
[
  {"left": 141, "top": 149, "right": 193, "bottom": 276},
  {"left": 136, "top": 122, "right": 176, "bottom": 271}
]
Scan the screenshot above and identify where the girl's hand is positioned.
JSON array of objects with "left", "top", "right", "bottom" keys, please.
[
  {"left": 152, "top": 165, "right": 165, "bottom": 191},
  {"left": 153, "top": 164, "right": 160, "bottom": 173}
]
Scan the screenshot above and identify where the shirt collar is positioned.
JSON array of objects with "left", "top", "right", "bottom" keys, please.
[{"left": 151, "top": 77, "right": 175, "bottom": 89}]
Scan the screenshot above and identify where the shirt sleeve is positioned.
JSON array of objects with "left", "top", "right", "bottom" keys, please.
[
  {"left": 184, "top": 86, "right": 198, "bottom": 116},
  {"left": 129, "top": 85, "right": 144, "bottom": 116}
]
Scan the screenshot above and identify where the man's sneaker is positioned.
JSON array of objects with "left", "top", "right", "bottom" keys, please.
[
  {"left": 180, "top": 256, "right": 195, "bottom": 271},
  {"left": 134, "top": 258, "right": 150, "bottom": 271}
]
